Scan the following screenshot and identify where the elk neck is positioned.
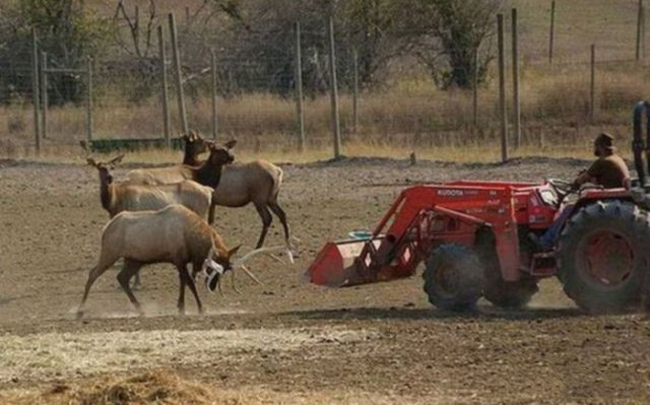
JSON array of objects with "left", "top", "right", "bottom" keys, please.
[
  {"left": 182, "top": 150, "right": 201, "bottom": 166},
  {"left": 99, "top": 176, "right": 115, "bottom": 214},
  {"left": 195, "top": 159, "right": 224, "bottom": 189}
]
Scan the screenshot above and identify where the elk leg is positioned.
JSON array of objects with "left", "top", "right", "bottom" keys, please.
[
  {"left": 254, "top": 201, "right": 273, "bottom": 248},
  {"left": 208, "top": 201, "right": 216, "bottom": 225},
  {"left": 117, "top": 259, "right": 144, "bottom": 316},
  {"left": 181, "top": 264, "right": 204, "bottom": 314},
  {"left": 268, "top": 201, "right": 290, "bottom": 246},
  {"left": 177, "top": 268, "right": 187, "bottom": 316},
  {"left": 132, "top": 271, "right": 142, "bottom": 290},
  {"left": 77, "top": 257, "right": 120, "bottom": 319}
]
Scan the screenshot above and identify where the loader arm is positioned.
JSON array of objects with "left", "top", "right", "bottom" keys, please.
[{"left": 307, "top": 185, "right": 522, "bottom": 287}]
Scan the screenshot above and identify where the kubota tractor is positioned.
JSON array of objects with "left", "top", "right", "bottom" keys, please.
[{"left": 306, "top": 101, "right": 650, "bottom": 313}]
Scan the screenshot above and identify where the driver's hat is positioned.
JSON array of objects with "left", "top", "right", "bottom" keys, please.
[{"left": 595, "top": 132, "right": 615, "bottom": 151}]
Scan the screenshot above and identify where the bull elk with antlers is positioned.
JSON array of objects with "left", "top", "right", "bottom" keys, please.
[{"left": 76, "top": 204, "right": 289, "bottom": 318}]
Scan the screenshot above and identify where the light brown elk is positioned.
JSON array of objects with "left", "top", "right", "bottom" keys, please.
[
  {"left": 76, "top": 204, "right": 283, "bottom": 318},
  {"left": 87, "top": 155, "right": 214, "bottom": 223},
  {"left": 76, "top": 205, "right": 234, "bottom": 317},
  {"left": 128, "top": 135, "right": 290, "bottom": 249}
]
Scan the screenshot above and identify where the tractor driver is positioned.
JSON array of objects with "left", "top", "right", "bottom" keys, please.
[
  {"left": 572, "top": 132, "right": 630, "bottom": 190},
  {"left": 532, "top": 132, "right": 630, "bottom": 250}
]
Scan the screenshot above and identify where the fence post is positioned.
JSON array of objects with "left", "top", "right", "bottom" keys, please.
[
  {"left": 353, "top": 48, "right": 359, "bottom": 134},
  {"left": 31, "top": 28, "right": 41, "bottom": 153},
  {"left": 294, "top": 22, "right": 305, "bottom": 151},
  {"left": 169, "top": 13, "right": 188, "bottom": 134},
  {"left": 590, "top": 44, "right": 596, "bottom": 123},
  {"left": 327, "top": 16, "right": 342, "bottom": 159},
  {"left": 40, "top": 51, "right": 48, "bottom": 139},
  {"left": 638, "top": 0, "right": 643, "bottom": 60},
  {"left": 211, "top": 50, "right": 218, "bottom": 140},
  {"left": 638, "top": 0, "right": 644, "bottom": 60},
  {"left": 512, "top": 8, "right": 521, "bottom": 149},
  {"left": 158, "top": 25, "right": 171, "bottom": 147},
  {"left": 497, "top": 14, "right": 508, "bottom": 162},
  {"left": 86, "top": 57, "right": 94, "bottom": 142},
  {"left": 473, "top": 48, "right": 479, "bottom": 126},
  {"left": 641, "top": 6, "right": 645, "bottom": 59},
  {"left": 549, "top": 0, "right": 556, "bottom": 64}
]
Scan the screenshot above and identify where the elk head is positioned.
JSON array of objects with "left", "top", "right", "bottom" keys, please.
[
  {"left": 202, "top": 244, "right": 241, "bottom": 292},
  {"left": 206, "top": 140, "right": 236, "bottom": 166},
  {"left": 202, "top": 244, "right": 293, "bottom": 294},
  {"left": 180, "top": 130, "right": 209, "bottom": 165},
  {"left": 87, "top": 155, "right": 125, "bottom": 185}
]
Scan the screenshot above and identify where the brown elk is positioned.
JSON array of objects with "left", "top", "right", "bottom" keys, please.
[
  {"left": 127, "top": 134, "right": 290, "bottom": 249},
  {"left": 123, "top": 140, "right": 236, "bottom": 187}
]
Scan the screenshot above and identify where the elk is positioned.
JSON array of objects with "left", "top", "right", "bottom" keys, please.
[
  {"left": 123, "top": 140, "right": 235, "bottom": 186},
  {"left": 127, "top": 135, "right": 290, "bottom": 249},
  {"left": 213, "top": 160, "right": 290, "bottom": 249},
  {"left": 87, "top": 155, "right": 214, "bottom": 223},
  {"left": 76, "top": 205, "right": 287, "bottom": 318}
]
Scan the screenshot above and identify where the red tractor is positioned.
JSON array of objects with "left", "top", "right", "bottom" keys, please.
[{"left": 307, "top": 102, "right": 650, "bottom": 313}]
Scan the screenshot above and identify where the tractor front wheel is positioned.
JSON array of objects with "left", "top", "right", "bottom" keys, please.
[
  {"left": 423, "top": 244, "right": 485, "bottom": 311},
  {"left": 476, "top": 229, "right": 539, "bottom": 309},
  {"left": 557, "top": 200, "right": 650, "bottom": 313}
]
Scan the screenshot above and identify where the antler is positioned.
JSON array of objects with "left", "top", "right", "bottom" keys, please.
[{"left": 232, "top": 245, "right": 293, "bottom": 269}]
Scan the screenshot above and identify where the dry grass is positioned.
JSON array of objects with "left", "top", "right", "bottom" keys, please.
[
  {"left": 0, "top": 61, "right": 643, "bottom": 164},
  {"left": 0, "top": 369, "right": 430, "bottom": 405},
  {"left": 5, "top": 64, "right": 648, "bottom": 139},
  {"left": 2, "top": 0, "right": 646, "bottom": 163}
]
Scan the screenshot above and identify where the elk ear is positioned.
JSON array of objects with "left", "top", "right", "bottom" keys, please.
[
  {"left": 86, "top": 158, "right": 97, "bottom": 167},
  {"left": 224, "top": 140, "right": 237, "bottom": 150},
  {"left": 227, "top": 244, "right": 242, "bottom": 259},
  {"left": 180, "top": 133, "right": 188, "bottom": 141},
  {"left": 109, "top": 154, "right": 125, "bottom": 166}
]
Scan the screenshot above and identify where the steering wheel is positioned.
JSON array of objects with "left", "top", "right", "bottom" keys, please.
[{"left": 547, "top": 178, "right": 577, "bottom": 205}]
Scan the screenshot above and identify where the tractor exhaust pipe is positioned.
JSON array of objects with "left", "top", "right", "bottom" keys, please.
[{"left": 633, "top": 100, "right": 650, "bottom": 188}]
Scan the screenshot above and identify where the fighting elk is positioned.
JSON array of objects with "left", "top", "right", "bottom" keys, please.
[{"left": 76, "top": 204, "right": 287, "bottom": 318}]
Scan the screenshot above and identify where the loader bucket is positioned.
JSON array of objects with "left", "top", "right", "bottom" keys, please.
[{"left": 306, "top": 239, "right": 372, "bottom": 287}]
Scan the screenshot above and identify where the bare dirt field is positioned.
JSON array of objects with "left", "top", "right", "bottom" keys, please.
[{"left": 1, "top": 156, "right": 650, "bottom": 404}]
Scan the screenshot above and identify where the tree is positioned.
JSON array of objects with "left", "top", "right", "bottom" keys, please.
[
  {"left": 207, "top": 0, "right": 394, "bottom": 96},
  {"left": 0, "top": 0, "right": 111, "bottom": 104},
  {"left": 391, "top": 0, "right": 501, "bottom": 88}
]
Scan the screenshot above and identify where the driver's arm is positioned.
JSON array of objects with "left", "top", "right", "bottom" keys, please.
[
  {"left": 574, "top": 160, "right": 602, "bottom": 187},
  {"left": 573, "top": 169, "right": 593, "bottom": 187}
]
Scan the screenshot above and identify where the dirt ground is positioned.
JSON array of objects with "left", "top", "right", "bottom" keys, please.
[{"left": 1, "top": 156, "right": 650, "bottom": 404}]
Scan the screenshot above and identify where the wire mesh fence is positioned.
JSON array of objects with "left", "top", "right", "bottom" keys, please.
[{"left": 1, "top": 0, "right": 649, "bottom": 157}]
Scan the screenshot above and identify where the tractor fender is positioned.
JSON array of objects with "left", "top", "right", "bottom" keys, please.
[{"left": 557, "top": 192, "right": 633, "bottom": 234}]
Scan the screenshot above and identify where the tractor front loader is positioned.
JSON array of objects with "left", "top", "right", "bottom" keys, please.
[{"left": 307, "top": 101, "right": 650, "bottom": 313}]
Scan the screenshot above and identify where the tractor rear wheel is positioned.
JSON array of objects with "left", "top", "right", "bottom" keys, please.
[
  {"left": 423, "top": 244, "right": 485, "bottom": 311},
  {"left": 556, "top": 200, "right": 650, "bottom": 313},
  {"left": 476, "top": 230, "right": 538, "bottom": 309}
]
